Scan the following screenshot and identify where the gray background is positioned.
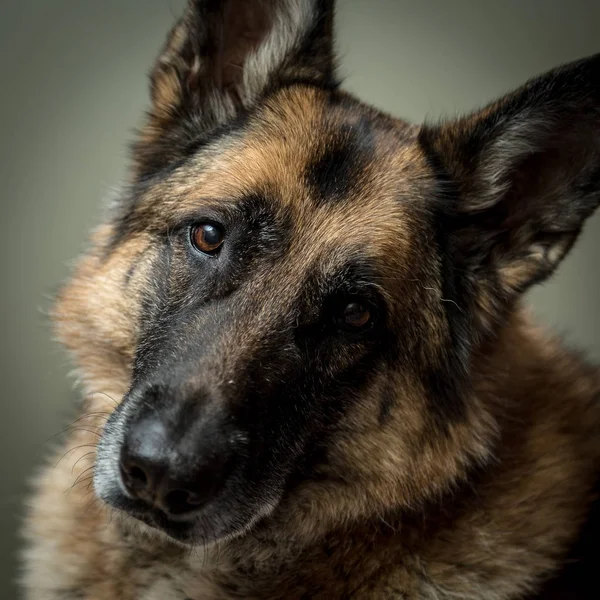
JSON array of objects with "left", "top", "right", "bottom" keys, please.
[{"left": 1, "top": 0, "right": 598, "bottom": 597}]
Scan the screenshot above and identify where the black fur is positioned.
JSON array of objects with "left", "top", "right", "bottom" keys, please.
[{"left": 306, "top": 120, "right": 374, "bottom": 205}]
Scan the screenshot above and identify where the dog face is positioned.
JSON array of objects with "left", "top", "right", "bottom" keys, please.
[{"left": 54, "top": 0, "right": 600, "bottom": 545}]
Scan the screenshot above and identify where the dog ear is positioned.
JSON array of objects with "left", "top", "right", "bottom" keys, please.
[
  {"left": 134, "top": 0, "right": 336, "bottom": 175},
  {"left": 420, "top": 54, "right": 600, "bottom": 331}
]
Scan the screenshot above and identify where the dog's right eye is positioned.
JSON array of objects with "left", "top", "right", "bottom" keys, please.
[
  {"left": 341, "top": 302, "right": 371, "bottom": 329},
  {"left": 191, "top": 223, "right": 225, "bottom": 255},
  {"left": 334, "top": 298, "right": 376, "bottom": 334}
]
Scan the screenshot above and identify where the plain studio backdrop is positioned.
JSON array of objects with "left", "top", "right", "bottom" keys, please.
[{"left": 1, "top": 0, "right": 599, "bottom": 596}]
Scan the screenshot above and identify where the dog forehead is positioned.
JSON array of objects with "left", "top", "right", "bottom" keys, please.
[{"left": 160, "top": 87, "right": 426, "bottom": 224}]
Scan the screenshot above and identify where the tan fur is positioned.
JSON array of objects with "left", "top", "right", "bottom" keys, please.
[
  {"left": 21, "top": 84, "right": 600, "bottom": 598},
  {"left": 20, "top": 2, "right": 600, "bottom": 596}
]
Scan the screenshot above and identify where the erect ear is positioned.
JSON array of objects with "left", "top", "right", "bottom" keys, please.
[
  {"left": 134, "top": 0, "right": 336, "bottom": 176},
  {"left": 420, "top": 54, "right": 600, "bottom": 331}
]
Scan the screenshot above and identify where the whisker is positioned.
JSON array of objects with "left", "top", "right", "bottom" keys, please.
[
  {"left": 71, "top": 451, "right": 97, "bottom": 475},
  {"left": 45, "top": 419, "right": 105, "bottom": 446},
  {"left": 65, "top": 426, "right": 103, "bottom": 437},
  {"left": 88, "top": 391, "right": 120, "bottom": 407},
  {"left": 65, "top": 474, "right": 94, "bottom": 496},
  {"left": 70, "top": 465, "right": 96, "bottom": 488},
  {"left": 54, "top": 444, "right": 98, "bottom": 468},
  {"left": 70, "top": 412, "right": 111, "bottom": 425}
]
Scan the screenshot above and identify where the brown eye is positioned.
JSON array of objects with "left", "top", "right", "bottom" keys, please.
[
  {"left": 341, "top": 301, "right": 372, "bottom": 330},
  {"left": 191, "top": 223, "right": 224, "bottom": 254}
]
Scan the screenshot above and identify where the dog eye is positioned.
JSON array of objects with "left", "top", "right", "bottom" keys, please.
[
  {"left": 191, "top": 223, "right": 225, "bottom": 255},
  {"left": 338, "top": 301, "right": 372, "bottom": 331}
]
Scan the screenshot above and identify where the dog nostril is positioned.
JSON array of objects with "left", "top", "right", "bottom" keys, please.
[
  {"left": 185, "top": 492, "right": 205, "bottom": 506},
  {"left": 163, "top": 489, "right": 203, "bottom": 515},
  {"left": 129, "top": 466, "right": 148, "bottom": 487}
]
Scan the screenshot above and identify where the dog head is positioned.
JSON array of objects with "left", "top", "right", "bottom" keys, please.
[{"left": 54, "top": 0, "right": 600, "bottom": 545}]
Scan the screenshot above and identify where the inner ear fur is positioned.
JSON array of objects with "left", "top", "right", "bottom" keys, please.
[{"left": 421, "top": 54, "right": 600, "bottom": 305}]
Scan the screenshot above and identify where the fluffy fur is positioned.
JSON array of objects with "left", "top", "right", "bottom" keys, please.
[{"left": 22, "top": 1, "right": 600, "bottom": 598}]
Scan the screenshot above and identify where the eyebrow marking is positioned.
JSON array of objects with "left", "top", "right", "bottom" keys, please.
[{"left": 305, "top": 118, "right": 374, "bottom": 206}]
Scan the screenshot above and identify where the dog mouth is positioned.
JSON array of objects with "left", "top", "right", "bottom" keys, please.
[
  {"left": 131, "top": 505, "right": 198, "bottom": 543},
  {"left": 97, "top": 476, "right": 200, "bottom": 543},
  {"left": 105, "top": 487, "right": 279, "bottom": 547}
]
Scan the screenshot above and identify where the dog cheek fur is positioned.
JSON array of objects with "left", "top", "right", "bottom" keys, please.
[{"left": 52, "top": 226, "right": 155, "bottom": 401}]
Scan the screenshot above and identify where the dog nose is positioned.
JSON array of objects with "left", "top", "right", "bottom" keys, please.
[{"left": 119, "top": 414, "right": 232, "bottom": 517}]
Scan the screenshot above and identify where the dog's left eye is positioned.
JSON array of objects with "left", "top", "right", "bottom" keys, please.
[
  {"left": 191, "top": 223, "right": 225, "bottom": 255},
  {"left": 337, "top": 301, "right": 372, "bottom": 331}
]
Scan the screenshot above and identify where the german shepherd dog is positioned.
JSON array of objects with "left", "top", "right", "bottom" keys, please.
[{"left": 22, "top": 1, "right": 600, "bottom": 598}]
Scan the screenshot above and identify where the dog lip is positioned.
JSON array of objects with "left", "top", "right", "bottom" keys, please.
[
  {"left": 136, "top": 508, "right": 196, "bottom": 540},
  {"left": 113, "top": 497, "right": 198, "bottom": 543},
  {"left": 115, "top": 491, "right": 200, "bottom": 527}
]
